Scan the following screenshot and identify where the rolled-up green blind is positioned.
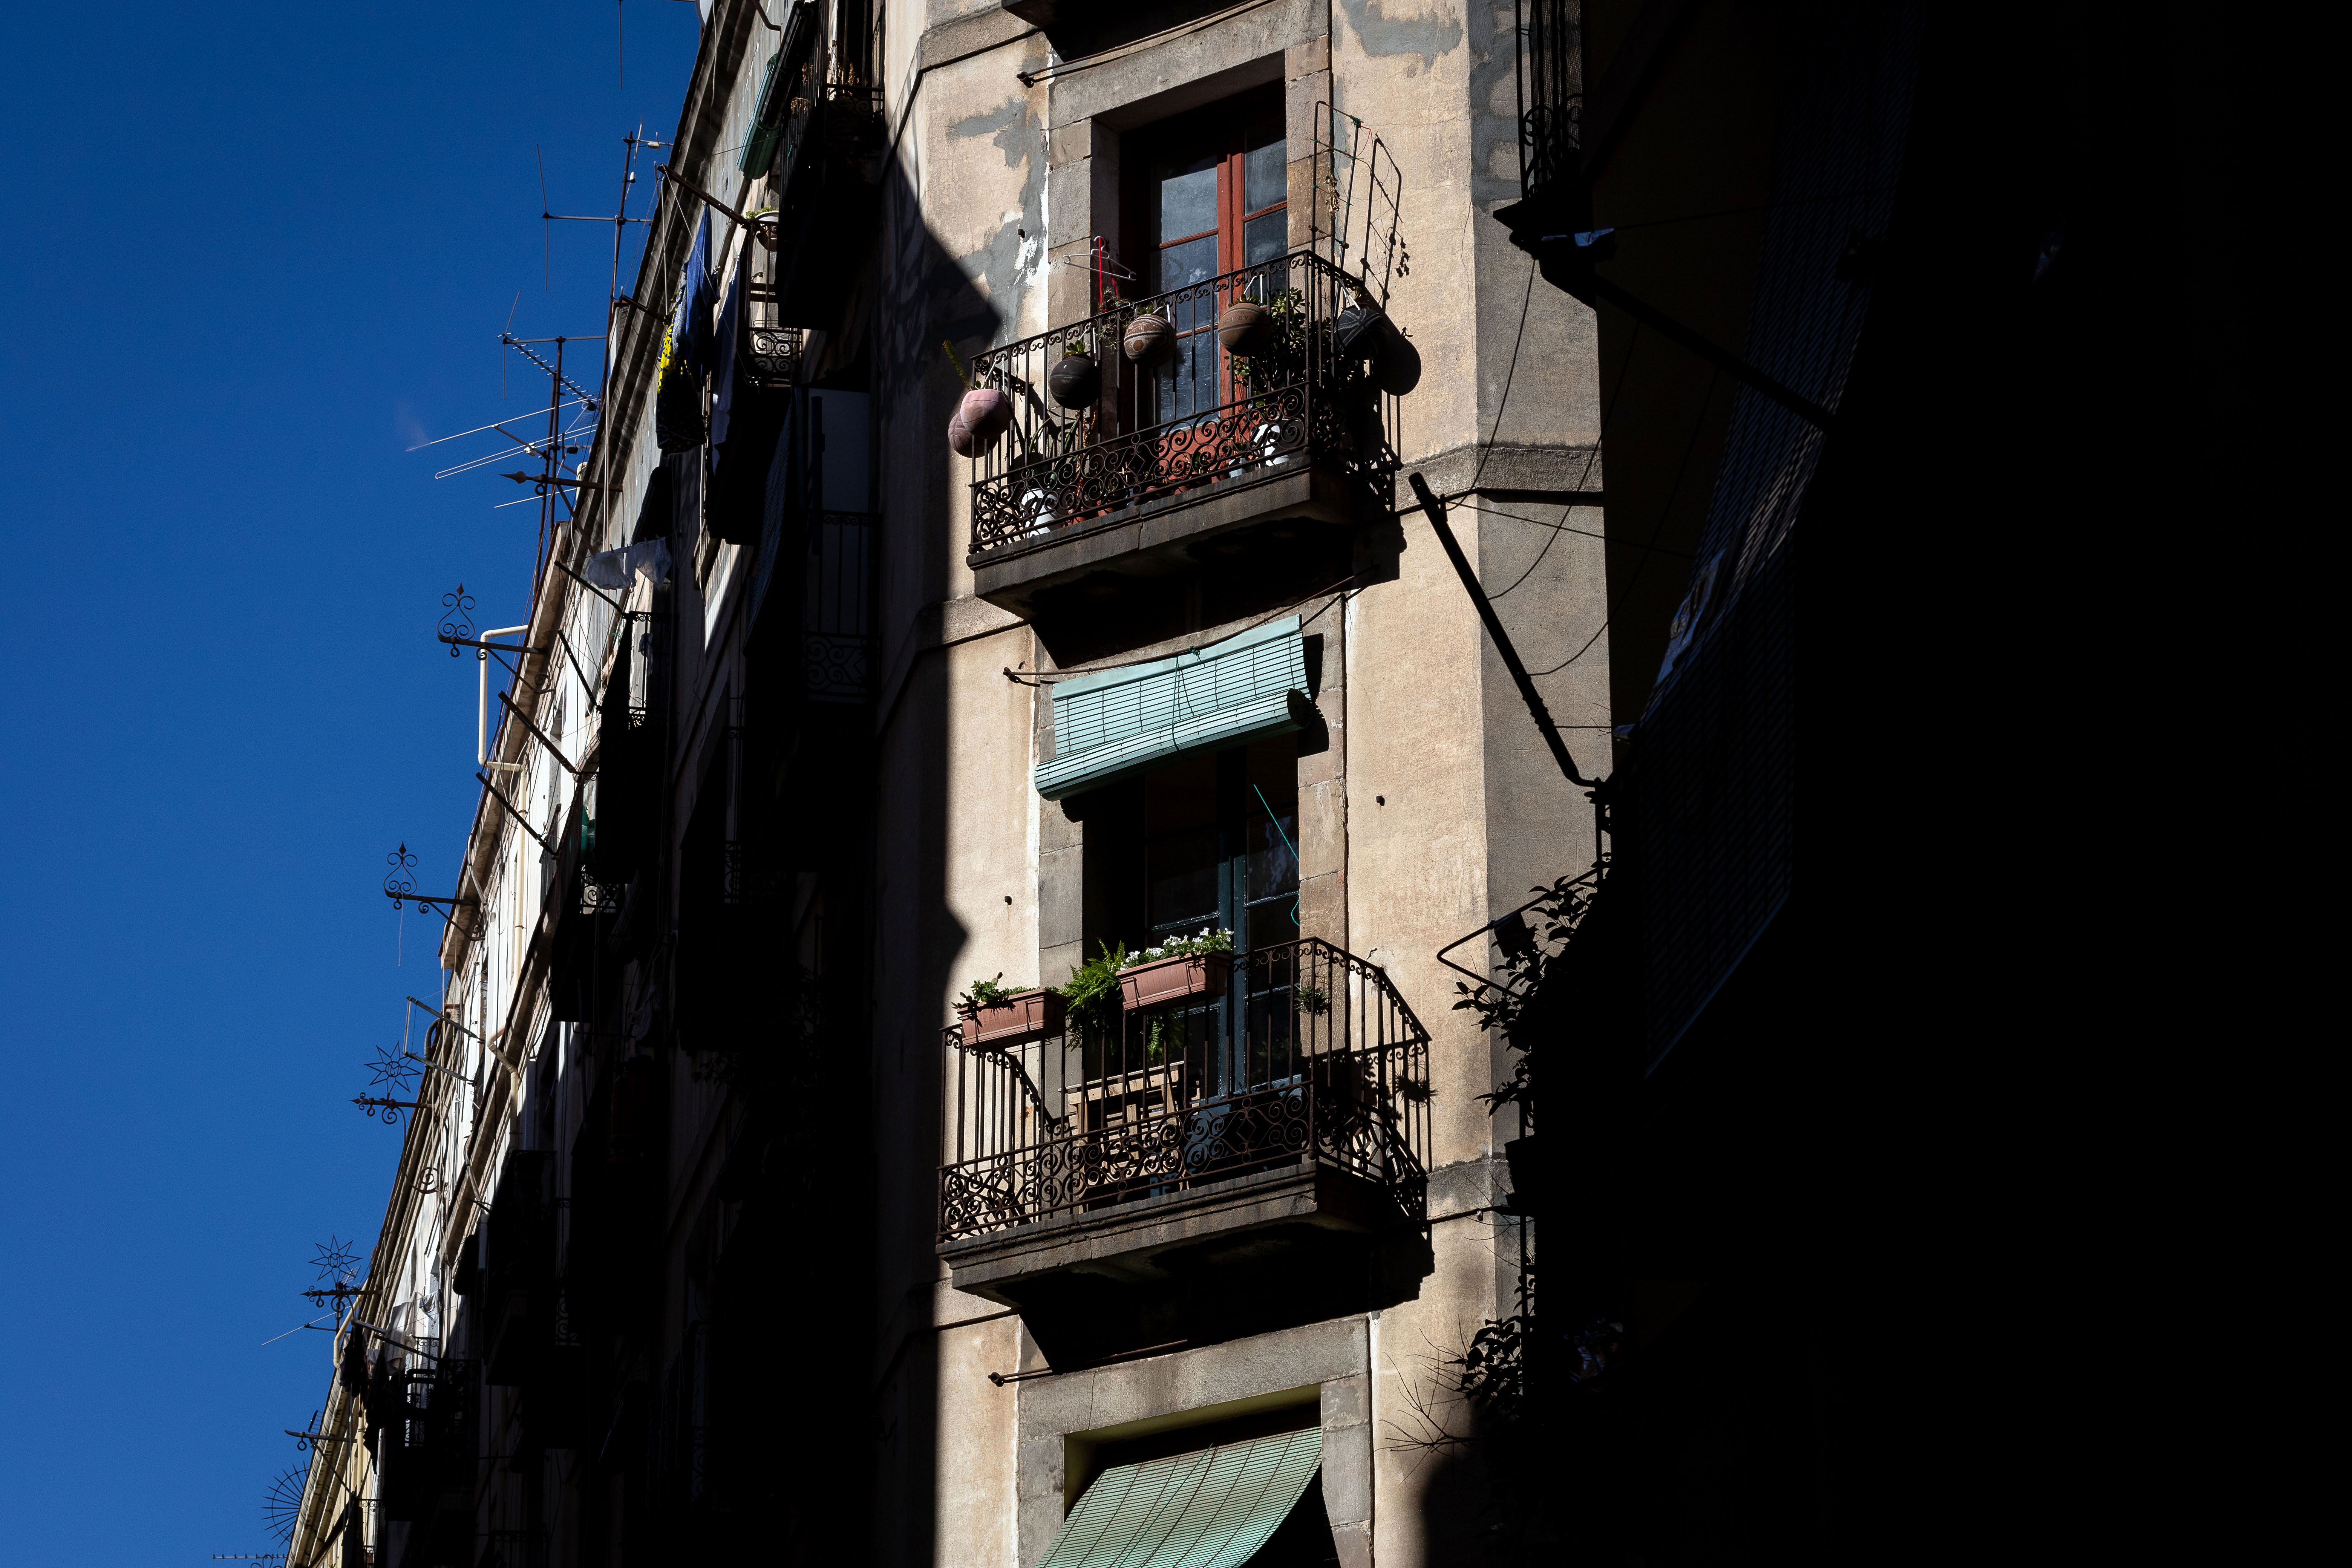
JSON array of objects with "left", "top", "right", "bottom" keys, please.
[
  {"left": 1035, "top": 617, "right": 1310, "bottom": 800},
  {"left": 738, "top": 52, "right": 785, "bottom": 175},
  {"left": 1035, "top": 1427, "right": 1323, "bottom": 1568}
]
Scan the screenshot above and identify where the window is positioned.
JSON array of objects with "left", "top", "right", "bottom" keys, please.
[
  {"left": 1129, "top": 93, "right": 1287, "bottom": 426},
  {"left": 1091, "top": 737, "right": 1298, "bottom": 958}
]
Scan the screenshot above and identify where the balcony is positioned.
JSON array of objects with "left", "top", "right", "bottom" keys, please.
[
  {"left": 963, "top": 250, "right": 1400, "bottom": 620},
  {"left": 478, "top": 1151, "right": 556, "bottom": 1389},
  {"left": 375, "top": 1359, "right": 476, "bottom": 1525},
  {"left": 763, "top": 79, "right": 884, "bottom": 325},
  {"left": 936, "top": 939, "right": 1430, "bottom": 1364}
]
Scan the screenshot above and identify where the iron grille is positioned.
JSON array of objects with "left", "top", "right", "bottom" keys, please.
[
  {"left": 1516, "top": 0, "right": 1583, "bottom": 202},
  {"left": 802, "top": 510, "right": 873, "bottom": 702},
  {"left": 937, "top": 939, "right": 1431, "bottom": 1242}
]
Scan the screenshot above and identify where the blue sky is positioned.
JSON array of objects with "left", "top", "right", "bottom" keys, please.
[{"left": 0, "top": 5, "right": 700, "bottom": 1559}]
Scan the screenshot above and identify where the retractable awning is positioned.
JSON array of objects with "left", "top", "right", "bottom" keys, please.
[
  {"left": 1034, "top": 616, "right": 1312, "bottom": 800},
  {"left": 1035, "top": 1427, "right": 1322, "bottom": 1568}
]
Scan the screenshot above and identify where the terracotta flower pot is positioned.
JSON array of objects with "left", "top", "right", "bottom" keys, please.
[
  {"left": 961, "top": 988, "right": 1066, "bottom": 1047},
  {"left": 1048, "top": 350, "right": 1100, "bottom": 409},
  {"left": 1216, "top": 301, "right": 1273, "bottom": 354},
  {"left": 947, "top": 387, "right": 1013, "bottom": 457},
  {"left": 1117, "top": 952, "right": 1232, "bottom": 1011},
  {"left": 1122, "top": 313, "right": 1174, "bottom": 365}
]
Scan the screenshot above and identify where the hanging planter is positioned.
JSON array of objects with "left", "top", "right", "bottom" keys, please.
[
  {"left": 1122, "top": 311, "right": 1174, "bottom": 366},
  {"left": 948, "top": 387, "right": 1013, "bottom": 458},
  {"left": 1333, "top": 302, "right": 1423, "bottom": 396},
  {"left": 1332, "top": 303, "right": 1382, "bottom": 363},
  {"left": 1216, "top": 300, "right": 1274, "bottom": 355},
  {"left": 1049, "top": 345, "right": 1101, "bottom": 409}
]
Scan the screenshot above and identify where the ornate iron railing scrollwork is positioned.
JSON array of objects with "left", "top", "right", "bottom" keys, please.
[{"left": 1515, "top": 0, "right": 1584, "bottom": 203}]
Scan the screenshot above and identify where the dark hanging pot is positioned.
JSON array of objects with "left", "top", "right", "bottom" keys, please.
[
  {"left": 1217, "top": 300, "right": 1274, "bottom": 355},
  {"left": 1122, "top": 312, "right": 1174, "bottom": 365},
  {"left": 1332, "top": 304, "right": 1383, "bottom": 363},
  {"left": 1333, "top": 303, "right": 1423, "bottom": 396},
  {"left": 1049, "top": 348, "right": 1101, "bottom": 409}
]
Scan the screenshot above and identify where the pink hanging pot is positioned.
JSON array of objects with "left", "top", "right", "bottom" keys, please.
[{"left": 948, "top": 387, "right": 1013, "bottom": 457}]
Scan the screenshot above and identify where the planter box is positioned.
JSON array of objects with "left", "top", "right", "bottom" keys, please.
[
  {"left": 1118, "top": 952, "right": 1232, "bottom": 1011},
  {"left": 963, "top": 988, "right": 1066, "bottom": 1047}
]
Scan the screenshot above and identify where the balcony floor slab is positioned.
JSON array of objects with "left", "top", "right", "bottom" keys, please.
[
  {"left": 969, "top": 461, "right": 1358, "bottom": 619},
  {"left": 937, "top": 1158, "right": 1413, "bottom": 1300}
]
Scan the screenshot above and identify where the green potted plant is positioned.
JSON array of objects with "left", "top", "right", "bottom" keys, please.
[
  {"left": 957, "top": 972, "right": 1066, "bottom": 1046},
  {"left": 1118, "top": 927, "right": 1236, "bottom": 1011}
]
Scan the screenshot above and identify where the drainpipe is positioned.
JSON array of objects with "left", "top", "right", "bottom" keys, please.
[
  {"left": 1409, "top": 473, "right": 1608, "bottom": 858},
  {"left": 478, "top": 625, "right": 530, "bottom": 771}
]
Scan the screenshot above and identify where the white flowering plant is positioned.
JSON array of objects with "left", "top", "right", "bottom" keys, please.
[{"left": 1127, "top": 927, "right": 1234, "bottom": 965}]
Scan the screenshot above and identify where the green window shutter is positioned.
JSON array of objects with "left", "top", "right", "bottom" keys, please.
[
  {"left": 1035, "top": 617, "right": 1311, "bottom": 800},
  {"left": 738, "top": 51, "right": 785, "bottom": 175},
  {"left": 1036, "top": 1427, "right": 1323, "bottom": 1568}
]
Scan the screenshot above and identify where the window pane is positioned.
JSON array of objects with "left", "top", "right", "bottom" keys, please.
[
  {"left": 1146, "top": 825, "right": 1220, "bottom": 939},
  {"left": 1154, "top": 234, "right": 1218, "bottom": 298},
  {"left": 1243, "top": 129, "right": 1286, "bottom": 214},
  {"left": 1157, "top": 153, "right": 1220, "bottom": 243},
  {"left": 1243, "top": 211, "right": 1288, "bottom": 266},
  {"left": 1156, "top": 329, "right": 1222, "bottom": 425},
  {"left": 1144, "top": 754, "right": 1218, "bottom": 832},
  {"left": 1246, "top": 812, "right": 1297, "bottom": 901}
]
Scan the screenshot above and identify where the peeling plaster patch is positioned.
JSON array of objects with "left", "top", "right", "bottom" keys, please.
[
  {"left": 948, "top": 96, "right": 1047, "bottom": 346},
  {"left": 1338, "top": 0, "right": 1465, "bottom": 73}
]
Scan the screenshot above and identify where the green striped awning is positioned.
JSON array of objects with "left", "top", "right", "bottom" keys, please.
[
  {"left": 739, "top": 52, "right": 785, "bottom": 175},
  {"left": 1035, "top": 617, "right": 1310, "bottom": 800},
  {"left": 1036, "top": 1427, "right": 1322, "bottom": 1568}
]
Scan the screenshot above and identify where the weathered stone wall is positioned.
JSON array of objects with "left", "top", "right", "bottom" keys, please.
[{"left": 864, "top": 7, "right": 1604, "bottom": 1568}]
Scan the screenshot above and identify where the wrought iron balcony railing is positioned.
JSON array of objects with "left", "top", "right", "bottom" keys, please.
[
  {"left": 964, "top": 250, "right": 1397, "bottom": 558},
  {"left": 937, "top": 938, "right": 1430, "bottom": 1243},
  {"left": 1516, "top": 0, "right": 1583, "bottom": 204},
  {"left": 773, "top": 81, "right": 882, "bottom": 205}
]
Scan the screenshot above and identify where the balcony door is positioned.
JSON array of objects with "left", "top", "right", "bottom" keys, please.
[
  {"left": 1090, "top": 739, "right": 1298, "bottom": 1098},
  {"left": 1131, "top": 94, "right": 1288, "bottom": 429}
]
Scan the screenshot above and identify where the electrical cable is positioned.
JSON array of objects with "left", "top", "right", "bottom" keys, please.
[
  {"left": 1470, "top": 305, "right": 1641, "bottom": 600},
  {"left": 1466, "top": 257, "right": 1539, "bottom": 498},
  {"left": 1526, "top": 363, "right": 1723, "bottom": 679},
  {"left": 1015, "top": 0, "right": 1284, "bottom": 86},
  {"left": 1456, "top": 501, "right": 1690, "bottom": 559},
  {"left": 1250, "top": 783, "right": 1304, "bottom": 927},
  {"left": 1002, "top": 575, "right": 1357, "bottom": 686}
]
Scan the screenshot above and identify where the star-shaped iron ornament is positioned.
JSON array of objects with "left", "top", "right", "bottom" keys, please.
[
  {"left": 366, "top": 1040, "right": 420, "bottom": 1095},
  {"left": 309, "top": 1236, "right": 362, "bottom": 1289},
  {"left": 303, "top": 1236, "right": 365, "bottom": 1315}
]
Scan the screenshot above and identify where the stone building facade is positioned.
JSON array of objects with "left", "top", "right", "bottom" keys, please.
[{"left": 282, "top": 4, "right": 1632, "bottom": 1566}]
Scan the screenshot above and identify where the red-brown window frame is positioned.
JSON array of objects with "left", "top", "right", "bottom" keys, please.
[{"left": 1122, "top": 89, "right": 1288, "bottom": 426}]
